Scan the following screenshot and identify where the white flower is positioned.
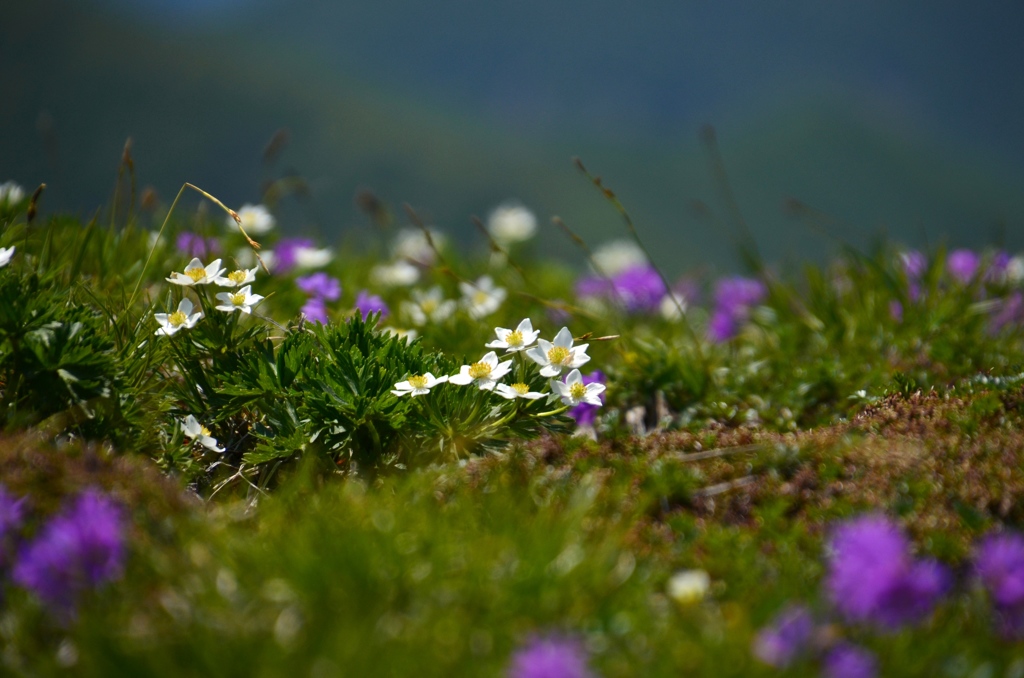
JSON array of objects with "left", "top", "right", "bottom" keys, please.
[
  {"left": 392, "top": 227, "right": 444, "bottom": 265},
  {"left": 0, "top": 182, "right": 25, "bottom": 206},
  {"left": 293, "top": 246, "right": 333, "bottom": 270},
  {"left": 154, "top": 298, "right": 203, "bottom": 336},
  {"left": 235, "top": 247, "right": 276, "bottom": 272},
  {"left": 526, "top": 327, "right": 590, "bottom": 377},
  {"left": 1007, "top": 255, "right": 1024, "bottom": 285},
  {"left": 666, "top": 569, "right": 710, "bottom": 605},
  {"left": 215, "top": 285, "right": 264, "bottom": 314},
  {"left": 486, "top": 317, "right": 539, "bottom": 353},
  {"left": 371, "top": 260, "right": 420, "bottom": 287},
  {"left": 659, "top": 292, "right": 688, "bottom": 321},
  {"left": 460, "top": 275, "right": 506, "bottom": 319},
  {"left": 487, "top": 202, "right": 537, "bottom": 245},
  {"left": 391, "top": 372, "right": 447, "bottom": 397},
  {"left": 401, "top": 286, "right": 457, "bottom": 326},
  {"left": 591, "top": 239, "right": 646, "bottom": 275},
  {"left": 0, "top": 246, "right": 14, "bottom": 268},
  {"left": 551, "top": 368, "right": 605, "bottom": 407},
  {"left": 214, "top": 265, "right": 260, "bottom": 287},
  {"left": 494, "top": 382, "right": 545, "bottom": 400},
  {"left": 449, "top": 351, "right": 513, "bottom": 391},
  {"left": 167, "top": 257, "right": 225, "bottom": 286},
  {"left": 384, "top": 327, "right": 419, "bottom": 343},
  {"left": 181, "top": 414, "right": 225, "bottom": 452},
  {"left": 231, "top": 204, "right": 275, "bottom": 235}
]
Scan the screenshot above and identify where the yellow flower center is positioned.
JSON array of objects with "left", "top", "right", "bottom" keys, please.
[
  {"left": 468, "top": 362, "right": 493, "bottom": 379},
  {"left": 473, "top": 291, "right": 489, "bottom": 304},
  {"left": 547, "top": 346, "right": 571, "bottom": 365},
  {"left": 505, "top": 330, "right": 524, "bottom": 346},
  {"left": 228, "top": 270, "right": 247, "bottom": 284},
  {"left": 407, "top": 375, "right": 429, "bottom": 389},
  {"left": 421, "top": 299, "right": 438, "bottom": 314},
  {"left": 569, "top": 382, "right": 587, "bottom": 400},
  {"left": 230, "top": 292, "right": 247, "bottom": 306},
  {"left": 185, "top": 267, "right": 206, "bottom": 282},
  {"left": 511, "top": 383, "right": 530, "bottom": 395},
  {"left": 200, "top": 425, "right": 212, "bottom": 437},
  {"left": 168, "top": 310, "right": 188, "bottom": 327}
]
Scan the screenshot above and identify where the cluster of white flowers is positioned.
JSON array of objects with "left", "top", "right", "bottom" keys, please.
[
  {"left": 155, "top": 257, "right": 265, "bottom": 336},
  {"left": 391, "top": 317, "right": 606, "bottom": 410}
]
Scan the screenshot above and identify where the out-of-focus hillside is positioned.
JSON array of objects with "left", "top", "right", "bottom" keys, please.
[{"left": 4, "top": 0, "right": 1024, "bottom": 272}]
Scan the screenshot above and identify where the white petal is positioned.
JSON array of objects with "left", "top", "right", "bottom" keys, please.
[{"left": 552, "top": 327, "right": 574, "bottom": 348}]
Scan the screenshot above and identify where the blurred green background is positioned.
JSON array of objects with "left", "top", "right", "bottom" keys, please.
[{"left": 3, "top": 0, "right": 1024, "bottom": 273}]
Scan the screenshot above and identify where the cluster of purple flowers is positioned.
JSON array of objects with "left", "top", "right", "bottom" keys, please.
[
  {"left": 0, "top": 486, "right": 126, "bottom": 614},
  {"left": 575, "top": 265, "right": 666, "bottom": 314},
  {"left": 275, "top": 237, "right": 317, "bottom": 275},
  {"left": 354, "top": 290, "right": 390, "bottom": 322},
  {"left": 508, "top": 633, "right": 593, "bottom": 678},
  {"left": 755, "top": 516, "right": 1024, "bottom": 677},
  {"left": 297, "top": 271, "right": 342, "bottom": 324},
  {"left": 708, "top": 276, "right": 766, "bottom": 343},
  {"left": 176, "top": 232, "right": 221, "bottom": 259}
]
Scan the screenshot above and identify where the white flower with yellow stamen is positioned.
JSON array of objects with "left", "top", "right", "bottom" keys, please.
[
  {"left": 486, "top": 317, "right": 539, "bottom": 353},
  {"left": 666, "top": 569, "right": 711, "bottom": 605},
  {"left": 494, "top": 382, "right": 545, "bottom": 400},
  {"left": 460, "top": 275, "right": 506, "bottom": 319},
  {"left": 487, "top": 202, "right": 537, "bottom": 246},
  {"left": 213, "top": 265, "right": 259, "bottom": 288},
  {"left": 551, "top": 368, "right": 605, "bottom": 407},
  {"left": 167, "top": 257, "right": 225, "bottom": 286},
  {"left": 448, "top": 351, "right": 512, "bottom": 391},
  {"left": 154, "top": 298, "right": 203, "bottom": 336},
  {"left": 371, "top": 260, "right": 420, "bottom": 287},
  {"left": 214, "top": 285, "right": 264, "bottom": 314},
  {"left": 401, "top": 286, "right": 457, "bottom": 326},
  {"left": 526, "top": 327, "right": 590, "bottom": 377},
  {"left": 230, "top": 204, "right": 275, "bottom": 235},
  {"left": 392, "top": 227, "right": 444, "bottom": 265},
  {"left": 293, "top": 246, "right": 334, "bottom": 270},
  {"left": 0, "top": 246, "right": 14, "bottom": 268},
  {"left": 391, "top": 372, "right": 448, "bottom": 397},
  {"left": 181, "top": 414, "right": 225, "bottom": 452}
]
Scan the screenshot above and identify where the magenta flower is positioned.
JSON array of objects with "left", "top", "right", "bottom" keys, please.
[
  {"left": 13, "top": 490, "right": 126, "bottom": 611},
  {"left": 575, "top": 265, "right": 667, "bottom": 314},
  {"left": 826, "top": 515, "right": 949, "bottom": 630},
  {"left": 175, "top": 232, "right": 220, "bottom": 259},
  {"left": 822, "top": 643, "right": 878, "bottom": 678},
  {"left": 752, "top": 605, "right": 815, "bottom": 668},
  {"left": 568, "top": 371, "right": 606, "bottom": 427},
  {"left": 301, "top": 296, "right": 329, "bottom": 324},
  {"left": 354, "top": 290, "right": 389, "bottom": 321},
  {"left": 947, "top": 249, "right": 980, "bottom": 283},
  {"left": 296, "top": 272, "right": 341, "bottom": 301},
  {"left": 275, "top": 238, "right": 316, "bottom": 273},
  {"left": 974, "top": 531, "right": 1024, "bottom": 635},
  {"left": 508, "top": 634, "right": 593, "bottom": 678},
  {"left": 708, "top": 276, "right": 766, "bottom": 342}
]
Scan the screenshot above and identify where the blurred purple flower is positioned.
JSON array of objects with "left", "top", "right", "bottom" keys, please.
[
  {"left": 826, "top": 515, "right": 949, "bottom": 630},
  {"left": 296, "top": 272, "right": 341, "bottom": 301},
  {"left": 575, "top": 275, "right": 612, "bottom": 300},
  {"left": 508, "top": 634, "right": 593, "bottom": 678},
  {"left": 13, "top": 489, "right": 126, "bottom": 611},
  {"left": 0, "top": 485, "right": 26, "bottom": 568},
  {"left": 752, "top": 604, "right": 815, "bottom": 668},
  {"left": 175, "top": 232, "right": 220, "bottom": 259},
  {"left": 974, "top": 532, "right": 1024, "bottom": 611},
  {"left": 569, "top": 371, "right": 605, "bottom": 427},
  {"left": 987, "top": 251, "right": 1012, "bottom": 281},
  {"left": 989, "top": 292, "right": 1024, "bottom": 334},
  {"left": 354, "top": 290, "right": 389, "bottom": 321},
  {"left": 611, "top": 265, "right": 666, "bottom": 313},
  {"left": 276, "top": 238, "right": 316, "bottom": 273},
  {"left": 708, "top": 276, "right": 766, "bottom": 342},
  {"left": 889, "top": 300, "right": 903, "bottom": 323},
  {"left": 822, "top": 643, "right": 878, "bottom": 678},
  {"left": 301, "top": 296, "right": 329, "bottom": 324},
  {"left": 546, "top": 301, "right": 572, "bottom": 326},
  {"left": 947, "top": 249, "right": 980, "bottom": 284},
  {"left": 899, "top": 251, "right": 927, "bottom": 279}
]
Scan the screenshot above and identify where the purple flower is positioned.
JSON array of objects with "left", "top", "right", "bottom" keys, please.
[
  {"left": 354, "top": 290, "right": 389, "bottom": 321},
  {"left": 708, "top": 277, "right": 766, "bottom": 342},
  {"left": 974, "top": 532, "right": 1024, "bottom": 610},
  {"left": 13, "top": 490, "right": 126, "bottom": 611},
  {"left": 899, "top": 251, "right": 927, "bottom": 280},
  {"left": 296, "top": 272, "right": 341, "bottom": 301},
  {"left": 568, "top": 371, "right": 606, "bottom": 427},
  {"left": 611, "top": 265, "right": 666, "bottom": 314},
  {"left": 822, "top": 643, "right": 878, "bottom": 678},
  {"left": 826, "top": 515, "right": 949, "bottom": 630},
  {"left": 575, "top": 275, "right": 612, "bottom": 300},
  {"left": 175, "top": 232, "right": 220, "bottom": 259},
  {"left": 0, "top": 485, "right": 26, "bottom": 568},
  {"left": 275, "top": 238, "right": 316, "bottom": 274},
  {"left": 889, "top": 300, "right": 903, "bottom": 323},
  {"left": 301, "top": 296, "right": 329, "bottom": 324},
  {"left": 752, "top": 604, "right": 815, "bottom": 668},
  {"left": 987, "top": 251, "right": 1012, "bottom": 282},
  {"left": 989, "top": 292, "right": 1024, "bottom": 334},
  {"left": 508, "top": 634, "right": 593, "bottom": 678},
  {"left": 947, "top": 249, "right": 980, "bottom": 284}
]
